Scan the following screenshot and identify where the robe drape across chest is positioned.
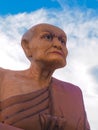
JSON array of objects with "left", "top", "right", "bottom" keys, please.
[{"left": 0, "top": 78, "right": 90, "bottom": 130}]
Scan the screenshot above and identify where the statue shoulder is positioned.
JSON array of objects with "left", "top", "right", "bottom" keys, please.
[
  {"left": 0, "top": 67, "right": 12, "bottom": 84},
  {"left": 0, "top": 67, "right": 7, "bottom": 83},
  {"left": 52, "top": 77, "right": 82, "bottom": 93},
  {"left": 0, "top": 67, "right": 6, "bottom": 77}
]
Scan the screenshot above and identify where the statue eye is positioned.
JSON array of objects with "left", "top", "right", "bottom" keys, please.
[
  {"left": 58, "top": 37, "right": 66, "bottom": 45},
  {"left": 42, "top": 33, "right": 53, "bottom": 41}
]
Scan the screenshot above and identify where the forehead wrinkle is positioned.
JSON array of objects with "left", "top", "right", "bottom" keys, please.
[
  {"left": 38, "top": 28, "right": 67, "bottom": 38},
  {"left": 22, "top": 24, "right": 67, "bottom": 42}
]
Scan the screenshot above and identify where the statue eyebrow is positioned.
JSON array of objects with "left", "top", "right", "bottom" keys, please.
[
  {"left": 41, "top": 29, "right": 53, "bottom": 34},
  {"left": 41, "top": 29, "right": 67, "bottom": 38}
]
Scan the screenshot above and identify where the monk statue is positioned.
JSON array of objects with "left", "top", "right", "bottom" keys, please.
[{"left": 0, "top": 23, "right": 90, "bottom": 130}]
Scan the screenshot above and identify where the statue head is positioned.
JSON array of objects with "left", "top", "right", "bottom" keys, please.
[{"left": 21, "top": 23, "right": 68, "bottom": 69}]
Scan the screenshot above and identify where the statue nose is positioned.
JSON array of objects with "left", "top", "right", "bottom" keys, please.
[
  {"left": 52, "top": 38, "right": 62, "bottom": 50},
  {"left": 53, "top": 44, "right": 62, "bottom": 50}
]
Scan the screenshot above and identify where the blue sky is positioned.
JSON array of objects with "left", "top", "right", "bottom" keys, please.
[
  {"left": 0, "top": 0, "right": 60, "bottom": 15},
  {"left": 0, "top": 0, "right": 98, "bottom": 15},
  {"left": 0, "top": 0, "right": 98, "bottom": 130}
]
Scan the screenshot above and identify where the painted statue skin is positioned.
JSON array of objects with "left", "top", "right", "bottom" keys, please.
[{"left": 0, "top": 23, "right": 90, "bottom": 130}]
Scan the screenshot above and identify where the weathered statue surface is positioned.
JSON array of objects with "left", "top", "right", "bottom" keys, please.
[{"left": 0, "top": 23, "right": 90, "bottom": 130}]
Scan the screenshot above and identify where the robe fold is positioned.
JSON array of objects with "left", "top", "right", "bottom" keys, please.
[{"left": 0, "top": 78, "right": 90, "bottom": 130}]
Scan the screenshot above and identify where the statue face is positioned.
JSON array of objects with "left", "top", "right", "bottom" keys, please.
[{"left": 27, "top": 24, "right": 68, "bottom": 69}]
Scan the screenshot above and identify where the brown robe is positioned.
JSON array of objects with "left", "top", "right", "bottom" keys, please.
[{"left": 0, "top": 78, "right": 90, "bottom": 130}]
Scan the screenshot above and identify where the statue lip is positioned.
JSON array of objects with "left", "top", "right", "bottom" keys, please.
[{"left": 49, "top": 50, "right": 65, "bottom": 57}]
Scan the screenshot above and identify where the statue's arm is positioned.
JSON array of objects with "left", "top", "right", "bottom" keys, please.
[
  {"left": 0, "top": 67, "right": 5, "bottom": 83},
  {"left": 0, "top": 68, "right": 5, "bottom": 97},
  {"left": 79, "top": 88, "right": 90, "bottom": 130},
  {"left": 0, "top": 68, "right": 24, "bottom": 130},
  {"left": 85, "top": 115, "right": 90, "bottom": 130},
  {"left": 0, "top": 67, "right": 4, "bottom": 99}
]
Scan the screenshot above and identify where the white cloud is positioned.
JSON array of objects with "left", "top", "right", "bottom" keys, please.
[{"left": 0, "top": 8, "right": 98, "bottom": 130}]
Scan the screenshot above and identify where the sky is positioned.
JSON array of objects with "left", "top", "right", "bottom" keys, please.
[
  {"left": 0, "top": 0, "right": 98, "bottom": 15},
  {"left": 0, "top": 0, "right": 98, "bottom": 129}
]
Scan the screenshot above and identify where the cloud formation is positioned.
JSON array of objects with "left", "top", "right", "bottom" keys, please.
[{"left": 0, "top": 7, "right": 98, "bottom": 130}]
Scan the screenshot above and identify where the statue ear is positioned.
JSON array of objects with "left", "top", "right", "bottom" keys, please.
[{"left": 21, "top": 39, "right": 32, "bottom": 58}]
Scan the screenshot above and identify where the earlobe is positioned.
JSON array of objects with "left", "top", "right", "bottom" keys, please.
[{"left": 21, "top": 39, "right": 32, "bottom": 58}]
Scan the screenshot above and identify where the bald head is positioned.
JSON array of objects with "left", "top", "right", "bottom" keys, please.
[{"left": 21, "top": 23, "right": 67, "bottom": 62}]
